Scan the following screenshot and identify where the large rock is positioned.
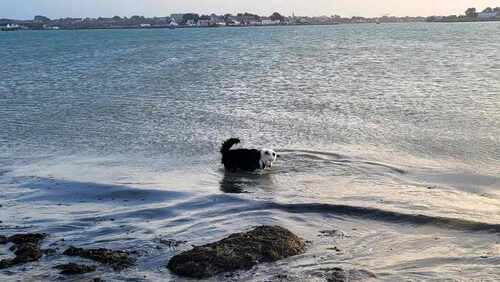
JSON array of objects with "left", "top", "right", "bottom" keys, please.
[
  {"left": 167, "top": 225, "right": 306, "bottom": 278},
  {"left": 54, "top": 263, "right": 97, "bottom": 275},
  {"left": 0, "top": 233, "right": 46, "bottom": 269},
  {"left": 63, "top": 246, "right": 135, "bottom": 270},
  {"left": 12, "top": 242, "right": 43, "bottom": 263}
]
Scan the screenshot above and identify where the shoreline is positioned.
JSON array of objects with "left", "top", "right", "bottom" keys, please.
[{"left": 3, "top": 20, "right": 500, "bottom": 32}]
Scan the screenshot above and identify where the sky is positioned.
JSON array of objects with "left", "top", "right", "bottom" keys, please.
[{"left": 2, "top": 0, "right": 500, "bottom": 19}]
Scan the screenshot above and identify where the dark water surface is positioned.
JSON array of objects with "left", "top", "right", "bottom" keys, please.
[{"left": 1, "top": 23, "right": 499, "bottom": 281}]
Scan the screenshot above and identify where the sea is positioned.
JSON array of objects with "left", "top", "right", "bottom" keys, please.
[{"left": 1, "top": 23, "right": 499, "bottom": 281}]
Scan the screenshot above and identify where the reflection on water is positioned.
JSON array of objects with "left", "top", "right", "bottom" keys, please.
[{"left": 219, "top": 170, "right": 275, "bottom": 194}]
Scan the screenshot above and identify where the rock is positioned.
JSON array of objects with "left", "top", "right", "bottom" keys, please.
[
  {"left": 0, "top": 233, "right": 46, "bottom": 269},
  {"left": 327, "top": 246, "right": 341, "bottom": 252},
  {"left": 0, "top": 260, "right": 14, "bottom": 269},
  {"left": 43, "top": 248, "right": 57, "bottom": 256},
  {"left": 54, "top": 263, "right": 97, "bottom": 275},
  {"left": 324, "top": 267, "right": 348, "bottom": 282},
  {"left": 319, "top": 230, "right": 348, "bottom": 238},
  {"left": 63, "top": 246, "right": 135, "bottom": 270},
  {"left": 8, "top": 233, "right": 46, "bottom": 245},
  {"left": 321, "top": 268, "right": 376, "bottom": 282},
  {"left": 167, "top": 225, "right": 306, "bottom": 278},
  {"left": 12, "top": 242, "right": 43, "bottom": 263}
]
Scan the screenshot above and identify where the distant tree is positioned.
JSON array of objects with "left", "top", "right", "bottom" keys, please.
[
  {"left": 494, "top": 7, "right": 500, "bottom": 13},
  {"left": 199, "top": 15, "right": 211, "bottom": 20},
  {"left": 112, "top": 16, "right": 122, "bottom": 20},
  {"left": 182, "top": 13, "right": 200, "bottom": 23},
  {"left": 465, "top": 8, "right": 477, "bottom": 17},
  {"left": 237, "top": 12, "right": 260, "bottom": 20},
  {"left": 482, "top": 7, "right": 493, "bottom": 13},
  {"left": 270, "top": 12, "right": 285, "bottom": 22},
  {"left": 34, "top": 15, "right": 50, "bottom": 22},
  {"left": 130, "top": 15, "right": 145, "bottom": 21}
]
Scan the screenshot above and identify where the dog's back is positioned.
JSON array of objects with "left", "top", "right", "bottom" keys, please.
[
  {"left": 220, "top": 138, "right": 261, "bottom": 171},
  {"left": 223, "top": 148, "right": 261, "bottom": 171}
]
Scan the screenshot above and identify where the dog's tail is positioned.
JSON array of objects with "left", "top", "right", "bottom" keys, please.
[{"left": 220, "top": 138, "right": 240, "bottom": 154}]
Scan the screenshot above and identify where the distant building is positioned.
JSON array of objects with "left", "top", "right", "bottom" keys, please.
[
  {"left": 478, "top": 12, "right": 498, "bottom": 19},
  {"left": 170, "top": 14, "right": 184, "bottom": 23},
  {"left": 210, "top": 14, "right": 225, "bottom": 25},
  {"left": 225, "top": 18, "right": 240, "bottom": 26},
  {"left": 43, "top": 25, "right": 60, "bottom": 30},
  {"left": 139, "top": 23, "right": 151, "bottom": 28},
  {"left": 1, "top": 23, "right": 23, "bottom": 31},
  {"left": 185, "top": 19, "right": 196, "bottom": 26},
  {"left": 169, "top": 20, "right": 178, "bottom": 27},
  {"left": 198, "top": 19, "right": 216, "bottom": 27},
  {"left": 198, "top": 19, "right": 210, "bottom": 27},
  {"left": 261, "top": 19, "right": 280, "bottom": 25}
]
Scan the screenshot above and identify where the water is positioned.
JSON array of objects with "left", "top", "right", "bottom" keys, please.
[{"left": 1, "top": 23, "right": 499, "bottom": 281}]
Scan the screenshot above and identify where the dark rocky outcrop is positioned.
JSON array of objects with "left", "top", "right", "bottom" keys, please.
[
  {"left": 63, "top": 246, "right": 135, "bottom": 270},
  {"left": 8, "top": 233, "right": 46, "bottom": 245},
  {"left": 54, "top": 263, "right": 97, "bottom": 275},
  {"left": 167, "top": 225, "right": 306, "bottom": 278},
  {"left": 0, "top": 233, "right": 46, "bottom": 269}
]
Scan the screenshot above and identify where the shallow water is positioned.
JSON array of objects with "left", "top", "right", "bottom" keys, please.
[{"left": 1, "top": 23, "right": 500, "bottom": 281}]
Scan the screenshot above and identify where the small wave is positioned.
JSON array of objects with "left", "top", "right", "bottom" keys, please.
[
  {"left": 278, "top": 149, "right": 345, "bottom": 159},
  {"left": 278, "top": 149, "right": 406, "bottom": 174},
  {"left": 262, "top": 202, "right": 500, "bottom": 233}
]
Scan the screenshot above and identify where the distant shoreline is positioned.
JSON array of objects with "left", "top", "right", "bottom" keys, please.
[
  {"left": 0, "top": 19, "right": 500, "bottom": 32},
  {"left": 426, "top": 17, "right": 500, "bottom": 23},
  {"left": 3, "top": 18, "right": 500, "bottom": 32}
]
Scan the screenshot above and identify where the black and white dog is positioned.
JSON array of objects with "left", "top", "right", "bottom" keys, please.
[{"left": 220, "top": 138, "right": 278, "bottom": 171}]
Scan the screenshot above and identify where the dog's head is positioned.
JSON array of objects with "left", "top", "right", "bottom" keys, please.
[{"left": 260, "top": 149, "right": 278, "bottom": 169}]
